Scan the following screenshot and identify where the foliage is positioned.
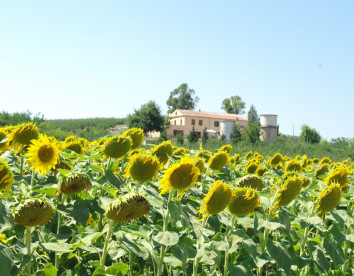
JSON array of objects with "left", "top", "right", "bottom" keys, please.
[
  {"left": 202, "top": 127, "right": 208, "bottom": 145},
  {"left": 220, "top": 134, "right": 226, "bottom": 143},
  {"left": 176, "top": 133, "right": 184, "bottom": 146},
  {"left": 187, "top": 126, "right": 199, "bottom": 143},
  {"left": 247, "top": 104, "right": 260, "bottom": 124},
  {"left": 231, "top": 124, "right": 242, "bottom": 144},
  {"left": 127, "top": 101, "right": 164, "bottom": 134},
  {"left": 166, "top": 83, "right": 199, "bottom": 113},
  {"left": 242, "top": 122, "right": 261, "bottom": 143},
  {"left": 221, "top": 95, "right": 246, "bottom": 114},
  {"left": 300, "top": 124, "right": 321, "bottom": 144},
  {"left": 0, "top": 110, "right": 45, "bottom": 126}
]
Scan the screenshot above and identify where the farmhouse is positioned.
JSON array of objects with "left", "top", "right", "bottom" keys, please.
[{"left": 167, "top": 109, "right": 248, "bottom": 138}]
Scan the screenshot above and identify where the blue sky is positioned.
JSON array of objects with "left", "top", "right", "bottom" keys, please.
[{"left": 1, "top": 1, "right": 353, "bottom": 140}]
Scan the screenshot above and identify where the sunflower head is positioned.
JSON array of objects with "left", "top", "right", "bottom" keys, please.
[
  {"left": 245, "top": 161, "right": 259, "bottom": 174},
  {"left": 256, "top": 166, "right": 268, "bottom": 177},
  {"left": 194, "top": 157, "right": 206, "bottom": 174},
  {"left": 122, "top": 128, "right": 144, "bottom": 150},
  {"left": 124, "top": 153, "right": 160, "bottom": 182},
  {"left": 13, "top": 199, "right": 54, "bottom": 227},
  {"left": 27, "top": 134, "right": 61, "bottom": 175},
  {"left": 64, "top": 141, "right": 83, "bottom": 154},
  {"left": 0, "top": 127, "right": 11, "bottom": 152},
  {"left": 320, "top": 157, "right": 332, "bottom": 165},
  {"left": 58, "top": 173, "right": 92, "bottom": 195},
  {"left": 151, "top": 141, "right": 174, "bottom": 165},
  {"left": 312, "top": 158, "right": 319, "bottom": 164},
  {"left": 316, "top": 183, "right": 342, "bottom": 218},
  {"left": 208, "top": 151, "right": 230, "bottom": 170},
  {"left": 237, "top": 175, "right": 263, "bottom": 191},
  {"left": 267, "top": 153, "right": 283, "bottom": 169},
  {"left": 271, "top": 177, "right": 302, "bottom": 211},
  {"left": 219, "top": 145, "right": 232, "bottom": 154},
  {"left": 314, "top": 164, "right": 330, "bottom": 179},
  {"left": 196, "top": 144, "right": 212, "bottom": 162},
  {"left": 0, "top": 158, "right": 13, "bottom": 196},
  {"left": 159, "top": 157, "right": 199, "bottom": 198},
  {"left": 199, "top": 181, "right": 232, "bottom": 220},
  {"left": 8, "top": 123, "right": 39, "bottom": 150},
  {"left": 233, "top": 154, "right": 241, "bottom": 164},
  {"left": 102, "top": 136, "right": 132, "bottom": 159},
  {"left": 65, "top": 135, "right": 77, "bottom": 143},
  {"left": 105, "top": 192, "right": 150, "bottom": 222},
  {"left": 244, "top": 151, "right": 253, "bottom": 160},
  {"left": 228, "top": 187, "right": 260, "bottom": 216},
  {"left": 323, "top": 166, "right": 350, "bottom": 190},
  {"left": 172, "top": 147, "right": 189, "bottom": 159},
  {"left": 90, "top": 138, "right": 107, "bottom": 151},
  {"left": 300, "top": 177, "right": 311, "bottom": 188},
  {"left": 284, "top": 160, "right": 303, "bottom": 174}
]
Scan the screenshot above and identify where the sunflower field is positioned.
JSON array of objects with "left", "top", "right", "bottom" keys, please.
[{"left": 0, "top": 123, "right": 353, "bottom": 276}]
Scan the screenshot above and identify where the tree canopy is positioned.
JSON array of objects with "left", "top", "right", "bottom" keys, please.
[
  {"left": 166, "top": 83, "right": 199, "bottom": 113},
  {"left": 221, "top": 96, "right": 246, "bottom": 114},
  {"left": 248, "top": 105, "right": 260, "bottom": 125},
  {"left": 242, "top": 122, "right": 260, "bottom": 143},
  {"left": 126, "top": 101, "right": 165, "bottom": 134},
  {"left": 300, "top": 124, "right": 321, "bottom": 144}
]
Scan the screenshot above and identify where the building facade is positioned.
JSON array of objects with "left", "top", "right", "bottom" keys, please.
[{"left": 167, "top": 109, "right": 248, "bottom": 137}]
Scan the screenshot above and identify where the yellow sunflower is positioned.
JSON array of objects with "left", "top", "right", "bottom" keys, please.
[
  {"left": 0, "top": 158, "right": 14, "bottom": 197},
  {"left": 151, "top": 140, "right": 174, "bottom": 165},
  {"left": 57, "top": 173, "right": 92, "bottom": 195},
  {"left": 267, "top": 153, "right": 283, "bottom": 169},
  {"left": 316, "top": 183, "right": 342, "bottom": 218},
  {"left": 314, "top": 164, "right": 329, "bottom": 179},
  {"left": 195, "top": 144, "right": 212, "bottom": 162},
  {"left": 199, "top": 181, "right": 232, "bottom": 220},
  {"left": 159, "top": 157, "right": 199, "bottom": 198},
  {"left": 245, "top": 161, "right": 259, "bottom": 174},
  {"left": 270, "top": 177, "right": 302, "bottom": 212},
  {"left": 63, "top": 140, "right": 83, "bottom": 154},
  {"left": 122, "top": 128, "right": 144, "bottom": 150},
  {"left": 102, "top": 136, "right": 132, "bottom": 159},
  {"left": 13, "top": 199, "right": 54, "bottom": 227},
  {"left": 323, "top": 166, "right": 350, "bottom": 190},
  {"left": 237, "top": 175, "right": 263, "bottom": 191},
  {"left": 208, "top": 151, "right": 230, "bottom": 170},
  {"left": 0, "top": 126, "right": 12, "bottom": 152},
  {"left": 124, "top": 153, "right": 160, "bottom": 182},
  {"left": 228, "top": 187, "right": 260, "bottom": 216},
  {"left": 284, "top": 160, "right": 303, "bottom": 174},
  {"left": 7, "top": 123, "right": 39, "bottom": 153},
  {"left": 219, "top": 145, "right": 232, "bottom": 154},
  {"left": 27, "top": 134, "right": 61, "bottom": 175},
  {"left": 255, "top": 166, "right": 268, "bottom": 177}
]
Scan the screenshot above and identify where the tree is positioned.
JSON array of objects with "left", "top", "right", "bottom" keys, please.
[
  {"left": 242, "top": 122, "right": 260, "bottom": 143},
  {"left": 126, "top": 101, "right": 165, "bottom": 134},
  {"left": 248, "top": 105, "right": 260, "bottom": 125},
  {"left": 221, "top": 96, "right": 246, "bottom": 114},
  {"left": 167, "top": 83, "right": 199, "bottom": 113},
  {"left": 300, "top": 125, "right": 321, "bottom": 144},
  {"left": 187, "top": 126, "right": 199, "bottom": 143},
  {"left": 176, "top": 133, "right": 184, "bottom": 146},
  {"left": 231, "top": 124, "right": 242, "bottom": 144},
  {"left": 202, "top": 127, "right": 208, "bottom": 145}
]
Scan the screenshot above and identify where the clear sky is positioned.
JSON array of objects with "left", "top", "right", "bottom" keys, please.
[{"left": 1, "top": 1, "right": 353, "bottom": 140}]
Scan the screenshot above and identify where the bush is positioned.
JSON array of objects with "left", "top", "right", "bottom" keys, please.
[
  {"left": 176, "top": 134, "right": 184, "bottom": 146},
  {"left": 187, "top": 126, "right": 199, "bottom": 143},
  {"left": 300, "top": 125, "right": 321, "bottom": 144}
]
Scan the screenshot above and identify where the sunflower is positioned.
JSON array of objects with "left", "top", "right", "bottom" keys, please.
[
  {"left": 159, "top": 157, "right": 199, "bottom": 198},
  {"left": 316, "top": 183, "right": 342, "bottom": 218},
  {"left": 237, "top": 175, "right": 263, "bottom": 191},
  {"left": 90, "top": 138, "right": 107, "bottom": 151},
  {"left": 284, "top": 160, "right": 303, "bottom": 174},
  {"left": 320, "top": 157, "right": 332, "bottom": 165},
  {"left": 63, "top": 140, "right": 83, "bottom": 154},
  {"left": 233, "top": 154, "right": 241, "bottom": 164},
  {"left": 7, "top": 123, "right": 39, "bottom": 153},
  {"left": 199, "top": 181, "right": 232, "bottom": 220},
  {"left": 314, "top": 164, "right": 329, "bottom": 179},
  {"left": 27, "top": 134, "right": 61, "bottom": 175},
  {"left": 13, "top": 199, "right": 54, "bottom": 227},
  {"left": 323, "top": 166, "right": 350, "bottom": 190},
  {"left": 105, "top": 192, "right": 150, "bottom": 222},
  {"left": 255, "top": 166, "right": 268, "bottom": 177},
  {"left": 245, "top": 161, "right": 259, "bottom": 174},
  {"left": 122, "top": 128, "right": 144, "bottom": 150},
  {"left": 228, "top": 187, "right": 260, "bottom": 216},
  {"left": 172, "top": 147, "right": 189, "bottom": 159},
  {"left": 57, "top": 173, "right": 92, "bottom": 195},
  {"left": 194, "top": 157, "right": 206, "bottom": 174},
  {"left": 270, "top": 177, "right": 302, "bottom": 212},
  {"left": 151, "top": 140, "right": 174, "bottom": 165},
  {"left": 196, "top": 144, "right": 212, "bottom": 162},
  {"left": 102, "top": 136, "right": 132, "bottom": 159},
  {"left": 0, "top": 158, "right": 13, "bottom": 196},
  {"left": 0, "top": 126, "right": 11, "bottom": 152},
  {"left": 208, "top": 151, "right": 230, "bottom": 170},
  {"left": 124, "top": 153, "right": 160, "bottom": 182},
  {"left": 243, "top": 151, "right": 253, "bottom": 160},
  {"left": 300, "top": 176, "right": 311, "bottom": 188},
  {"left": 219, "top": 145, "right": 232, "bottom": 154},
  {"left": 267, "top": 153, "right": 283, "bottom": 169}
]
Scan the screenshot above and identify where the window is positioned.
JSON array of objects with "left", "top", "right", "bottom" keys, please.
[
  {"left": 214, "top": 121, "right": 219, "bottom": 127},
  {"left": 239, "top": 125, "right": 244, "bottom": 129},
  {"left": 199, "top": 120, "right": 203, "bottom": 126},
  {"left": 191, "top": 119, "right": 195, "bottom": 125}
]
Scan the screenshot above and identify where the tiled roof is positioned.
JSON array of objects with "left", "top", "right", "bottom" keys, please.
[{"left": 171, "top": 109, "right": 248, "bottom": 121}]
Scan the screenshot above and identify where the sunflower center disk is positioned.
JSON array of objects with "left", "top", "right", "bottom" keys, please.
[{"left": 38, "top": 145, "right": 55, "bottom": 162}]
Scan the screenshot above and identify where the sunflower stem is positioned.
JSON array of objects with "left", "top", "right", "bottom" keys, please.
[
  {"left": 25, "top": 226, "right": 32, "bottom": 276},
  {"left": 55, "top": 195, "right": 66, "bottom": 268},
  {"left": 30, "top": 169, "right": 35, "bottom": 187},
  {"left": 193, "top": 218, "right": 208, "bottom": 276},
  {"left": 20, "top": 151, "right": 24, "bottom": 175},
  {"left": 106, "top": 157, "right": 112, "bottom": 170},
  {"left": 101, "top": 220, "right": 114, "bottom": 267}
]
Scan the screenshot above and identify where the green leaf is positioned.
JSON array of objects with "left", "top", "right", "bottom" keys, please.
[
  {"left": 105, "top": 170, "right": 124, "bottom": 189},
  {"left": 266, "top": 239, "right": 292, "bottom": 274},
  {"left": 164, "top": 255, "right": 182, "bottom": 267},
  {"left": 70, "top": 201, "right": 90, "bottom": 226},
  {"left": 106, "top": 263, "right": 129, "bottom": 275},
  {"left": 120, "top": 235, "right": 149, "bottom": 260},
  {"left": 40, "top": 242, "right": 73, "bottom": 253},
  {"left": 33, "top": 184, "right": 58, "bottom": 197},
  {"left": 228, "top": 264, "right": 249, "bottom": 276},
  {"left": 313, "top": 247, "right": 330, "bottom": 273},
  {"left": 323, "top": 236, "right": 345, "bottom": 267},
  {"left": 0, "top": 244, "right": 15, "bottom": 276},
  {"left": 242, "top": 239, "right": 257, "bottom": 260},
  {"left": 152, "top": 231, "right": 179, "bottom": 246},
  {"left": 259, "top": 221, "right": 284, "bottom": 231},
  {"left": 81, "top": 226, "right": 105, "bottom": 245},
  {"left": 60, "top": 270, "right": 74, "bottom": 276},
  {"left": 92, "top": 267, "right": 106, "bottom": 276},
  {"left": 43, "top": 263, "right": 58, "bottom": 276}
]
